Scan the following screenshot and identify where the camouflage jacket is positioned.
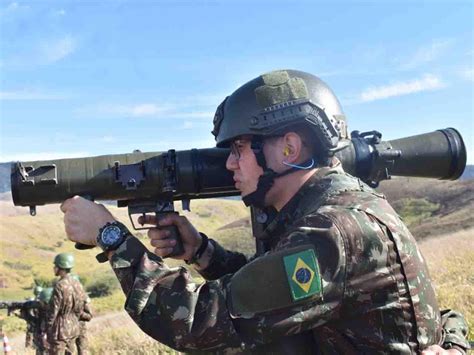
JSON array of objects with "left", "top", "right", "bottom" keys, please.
[
  {"left": 19, "top": 304, "right": 49, "bottom": 350},
  {"left": 46, "top": 274, "right": 87, "bottom": 341},
  {"left": 109, "top": 165, "right": 467, "bottom": 354}
]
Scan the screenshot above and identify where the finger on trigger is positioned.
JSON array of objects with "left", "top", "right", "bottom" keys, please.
[{"left": 139, "top": 214, "right": 157, "bottom": 225}]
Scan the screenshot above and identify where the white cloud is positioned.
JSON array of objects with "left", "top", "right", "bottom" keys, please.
[
  {"left": 0, "top": 152, "right": 88, "bottom": 163},
  {"left": 131, "top": 104, "right": 169, "bottom": 117},
  {"left": 53, "top": 9, "right": 66, "bottom": 16},
  {"left": 167, "top": 111, "right": 213, "bottom": 119},
  {"left": 359, "top": 74, "right": 446, "bottom": 102},
  {"left": 398, "top": 39, "right": 452, "bottom": 70},
  {"left": 101, "top": 136, "right": 116, "bottom": 143},
  {"left": 458, "top": 68, "right": 473, "bottom": 82},
  {"left": 95, "top": 103, "right": 171, "bottom": 117},
  {"left": 0, "top": 89, "right": 65, "bottom": 100},
  {"left": 93, "top": 102, "right": 213, "bottom": 120},
  {"left": 2, "top": 35, "right": 77, "bottom": 67},
  {"left": 182, "top": 121, "right": 194, "bottom": 129},
  {"left": 1, "top": 2, "right": 29, "bottom": 14},
  {"left": 38, "top": 35, "right": 76, "bottom": 64}
]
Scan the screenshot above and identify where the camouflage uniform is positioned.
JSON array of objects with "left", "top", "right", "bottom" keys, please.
[
  {"left": 47, "top": 274, "right": 87, "bottom": 355},
  {"left": 75, "top": 298, "right": 92, "bottom": 355},
  {"left": 20, "top": 301, "right": 36, "bottom": 349},
  {"left": 18, "top": 305, "right": 49, "bottom": 354},
  {"left": 439, "top": 309, "right": 471, "bottom": 353},
  {"left": 104, "top": 161, "right": 473, "bottom": 354}
]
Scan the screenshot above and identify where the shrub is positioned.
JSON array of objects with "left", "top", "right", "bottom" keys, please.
[
  {"left": 33, "top": 276, "right": 55, "bottom": 288},
  {"left": 392, "top": 198, "right": 439, "bottom": 226},
  {"left": 3, "top": 261, "right": 32, "bottom": 271},
  {"left": 86, "top": 274, "right": 119, "bottom": 298}
]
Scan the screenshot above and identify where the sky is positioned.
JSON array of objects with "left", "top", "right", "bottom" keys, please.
[{"left": 0, "top": 0, "right": 473, "bottom": 164}]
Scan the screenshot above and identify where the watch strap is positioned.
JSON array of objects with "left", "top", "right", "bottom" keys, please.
[{"left": 185, "top": 233, "right": 209, "bottom": 265}]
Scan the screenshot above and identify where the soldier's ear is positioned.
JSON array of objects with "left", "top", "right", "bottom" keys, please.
[{"left": 282, "top": 132, "right": 303, "bottom": 162}]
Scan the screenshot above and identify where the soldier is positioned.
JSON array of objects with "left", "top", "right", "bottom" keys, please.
[
  {"left": 70, "top": 274, "right": 92, "bottom": 355},
  {"left": 60, "top": 70, "right": 470, "bottom": 354},
  {"left": 34, "top": 287, "right": 53, "bottom": 355},
  {"left": 24, "top": 285, "right": 43, "bottom": 349},
  {"left": 47, "top": 253, "right": 87, "bottom": 355}
]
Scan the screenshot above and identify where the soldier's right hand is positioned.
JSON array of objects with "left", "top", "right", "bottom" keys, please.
[
  {"left": 138, "top": 213, "right": 202, "bottom": 261},
  {"left": 61, "top": 195, "right": 116, "bottom": 246}
]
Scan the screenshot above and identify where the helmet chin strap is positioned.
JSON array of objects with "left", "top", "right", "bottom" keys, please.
[{"left": 242, "top": 148, "right": 315, "bottom": 208}]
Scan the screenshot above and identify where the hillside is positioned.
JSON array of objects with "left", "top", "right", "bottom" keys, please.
[
  {"left": 377, "top": 177, "right": 474, "bottom": 239},
  {"left": 0, "top": 173, "right": 472, "bottom": 349},
  {"left": 0, "top": 198, "right": 251, "bottom": 300}
]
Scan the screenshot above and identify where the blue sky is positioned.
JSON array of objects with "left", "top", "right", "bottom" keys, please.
[{"left": 0, "top": 0, "right": 473, "bottom": 164}]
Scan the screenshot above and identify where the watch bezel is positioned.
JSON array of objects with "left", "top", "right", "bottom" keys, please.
[{"left": 97, "top": 221, "right": 128, "bottom": 252}]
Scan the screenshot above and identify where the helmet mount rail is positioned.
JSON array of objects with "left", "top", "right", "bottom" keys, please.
[{"left": 248, "top": 99, "right": 347, "bottom": 154}]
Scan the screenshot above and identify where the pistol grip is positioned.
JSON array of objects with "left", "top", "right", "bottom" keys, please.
[{"left": 162, "top": 225, "right": 184, "bottom": 258}]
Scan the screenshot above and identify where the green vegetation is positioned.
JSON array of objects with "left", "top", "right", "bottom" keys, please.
[
  {"left": 86, "top": 272, "right": 120, "bottom": 298},
  {"left": 392, "top": 198, "right": 440, "bottom": 226},
  {"left": 419, "top": 230, "right": 474, "bottom": 340},
  {"left": 89, "top": 327, "right": 180, "bottom": 354},
  {"left": 91, "top": 290, "right": 126, "bottom": 314}
]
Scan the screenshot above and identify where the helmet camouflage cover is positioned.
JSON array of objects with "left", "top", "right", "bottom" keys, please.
[
  {"left": 38, "top": 287, "right": 54, "bottom": 303},
  {"left": 54, "top": 252, "right": 75, "bottom": 269},
  {"left": 212, "top": 69, "right": 349, "bottom": 154},
  {"left": 33, "top": 285, "right": 43, "bottom": 297}
]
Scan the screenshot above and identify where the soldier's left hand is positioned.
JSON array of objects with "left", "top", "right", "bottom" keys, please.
[
  {"left": 61, "top": 195, "right": 116, "bottom": 246},
  {"left": 421, "top": 345, "right": 463, "bottom": 355}
]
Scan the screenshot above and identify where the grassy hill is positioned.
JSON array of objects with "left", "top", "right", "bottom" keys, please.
[
  {"left": 1, "top": 176, "right": 472, "bottom": 348},
  {"left": 0, "top": 198, "right": 251, "bottom": 300},
  {"left": 377, "top": 177, "right": 474, "bottom": 239}
]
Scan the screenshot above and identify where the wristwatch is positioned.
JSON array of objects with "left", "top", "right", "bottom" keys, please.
[{"left": 97, "top": 221, "right": 130, "bottom": 252}]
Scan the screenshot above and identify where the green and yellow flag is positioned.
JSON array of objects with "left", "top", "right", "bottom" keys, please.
[{"left": 283, "top": 249, "right": 322, "bottom": 301}]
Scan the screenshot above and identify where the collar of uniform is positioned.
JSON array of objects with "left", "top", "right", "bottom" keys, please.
[{"left": 259, "top": 158, "right": 344, "bottom": 242}]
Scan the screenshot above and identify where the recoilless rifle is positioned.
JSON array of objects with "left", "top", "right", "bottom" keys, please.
[
  {"left": 10, "top": 128, "right": 466, "bottom": 256},
  {"left": 0, "top": 300, "right": 40, "bottom": 316}
]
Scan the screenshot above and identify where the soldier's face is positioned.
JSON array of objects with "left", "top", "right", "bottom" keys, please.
[
  {"left": 53, "top": 266, "right": 59, "bottom": 276},
  {"left": 226, "top": 136, "right": 264, "bottom": 197}
]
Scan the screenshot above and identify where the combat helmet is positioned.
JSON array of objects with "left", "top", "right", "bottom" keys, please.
[
  {"left": 53, "top": 253, "right": 75, "bottom": 269},
  {"left": 70, "top": 274, "right": 82, "bottom": 283},
  {"left": 212, "top": 69, "right": 349, "bottom": 157},
  {"left": 33, "top": 285, "right": 43, "bottom": 297},
  {"left": 212, "top": 70, "right": 349, "bottom": 208},
  {"left": 38, "top": 287, "right": 53, "bottom": 304}
]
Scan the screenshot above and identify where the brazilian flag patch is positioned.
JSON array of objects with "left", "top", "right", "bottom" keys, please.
[{"left": 283, "top": 249, "right": 322, "bottom": 301}]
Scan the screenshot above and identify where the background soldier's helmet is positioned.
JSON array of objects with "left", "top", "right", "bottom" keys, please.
[
  {"left": 33, "top": 285, "right": 43, "bottom": 297},
  {"left": 70, "top": 274, "right": 82, "bottom": 283},
  {"left": 38, "top": 288, "right": 53, "bottom": 304},
  {"left": 53, "top": 253, "right": 75, "bottom": 269},
  {"left": 212, "top": 69, "right": 349, "bottom": 155}
]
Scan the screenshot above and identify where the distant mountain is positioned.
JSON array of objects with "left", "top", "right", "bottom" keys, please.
[
  {"left": 460, "top": 164, "right": 474, "bottom": 180},
  {"left": 0, "top": 162, "right": 11, "bottom": 193}
]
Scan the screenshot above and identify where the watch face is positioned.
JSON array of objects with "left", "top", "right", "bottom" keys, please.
[{"left": 100, "top": 225, "right": 122, "bottom": 246}]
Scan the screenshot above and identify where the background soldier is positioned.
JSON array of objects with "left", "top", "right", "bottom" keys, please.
[
  {"left": 24, "top": 285, "right": 43, "bottom": 349},
  {"left": 61, "top": 70, "right": 470, "bottom": 354},
  {"left": 71, "top": 274, "right": 92, "bottom": 355},
  {"left": 33, "top": 287, "right": 53, "bottom": 355},
  {"left": 25, "top": 286, "right": 43, "bottom": 349},
  {"left": 47, "top": 253, "right": 87, "bottom": 355}
]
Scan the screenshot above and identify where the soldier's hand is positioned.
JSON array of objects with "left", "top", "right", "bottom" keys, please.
[
  {"left": 138, "top": 213, "right": 202, "bottom": 260},
  {"left": 61, "top": 196, "right": 116, "bottom": 246},
  {"left": 421, "top": 345, "right": 463, "bottom": 355}
]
